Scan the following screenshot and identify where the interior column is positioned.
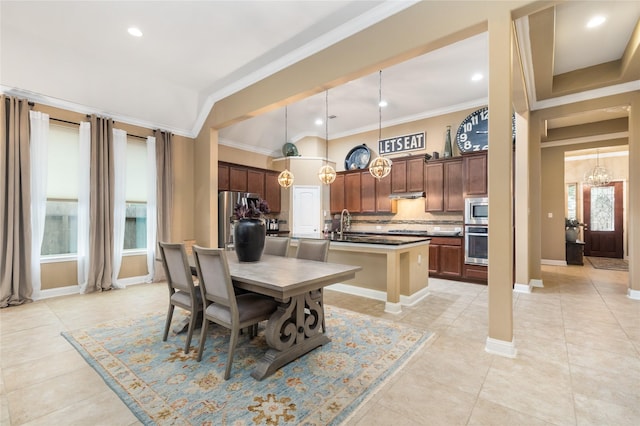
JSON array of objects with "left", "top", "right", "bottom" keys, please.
[
  {"left": 628, "top": 93, "right": 639, "bottom": 299},
  {"left": 486, "top": 7, "right": 516, "bottom": 357},
  {"left": 514, "top": 112, "right": 531, "bottom": 292}
]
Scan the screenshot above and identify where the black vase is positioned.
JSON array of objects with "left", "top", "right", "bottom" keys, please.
[{"left": 234, "top": 219, "right": 266, "bottom": 262}]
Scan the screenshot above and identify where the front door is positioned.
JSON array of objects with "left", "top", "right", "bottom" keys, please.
[{"left": 583, "top": 182, "right": 623, "bottom": 258}]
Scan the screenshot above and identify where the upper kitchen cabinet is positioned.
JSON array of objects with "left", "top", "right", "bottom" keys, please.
[
  {"left": 344, "top": 172, "right": 362, "bottom": 212},
  {"left": 391, "top": 156, "right": 424, "bottom": 193},
  {"left": 330, "top": 173, "right": 345, "bottom": 214},
  {"left": 463, "top": 151, "right": 488, "bottom": 197},
  {"left": 375, "top": 174, "right": 395, "bottom": 213},
  {"left": 229, "top": 165, "right": 248, "bottom": 192},
  {"left": 360, "top": 171, "right": 376, "bottom": 213},
  {"left": 424, "top": 157, "right": 463, "bottom": 212},
  {"left": 247, "top": 169, "right": 265, "bottom": 196},
  {"left": 264, "top": 171, "right": 281, "bottom": 213},
  {"left": 218, "top": 163, "right": 230, "bottom": 191}
]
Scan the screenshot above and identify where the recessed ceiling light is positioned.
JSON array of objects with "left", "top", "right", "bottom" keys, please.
[
  {"left": 586, "top": 15, "right": 606, "bottom": 28},
  {"left": 471, "top": 73, "right": 483, "bottom": 82},
  {"left": 128, "top": 27, "right": 143, "bottom": 37},
  {"left": 315, "top": 118, "right": 323, "bottom": 126},
  {"left": 378, "top": 100, "right": 388, "bottom": 107}
]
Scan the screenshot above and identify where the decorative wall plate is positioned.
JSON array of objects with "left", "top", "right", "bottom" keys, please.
[
  {"left": 282, "top": 142, "right": 299, "bottom": 157},
  {"left": 344, "top": 144, "right": 371, "bottom": 170}
]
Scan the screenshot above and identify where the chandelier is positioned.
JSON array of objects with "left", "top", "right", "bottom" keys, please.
[
  {"left": 583, "top": 149, "right": 611, "bottom": 187},
  {"left": 278, "top": 106, "right": 294, "bottom": 188},
  {"left": 369, "top": 70, "right": 392, "bottom": 180},
  {"left": 318, "top": 90, "right": 336, "bottom": 184}
]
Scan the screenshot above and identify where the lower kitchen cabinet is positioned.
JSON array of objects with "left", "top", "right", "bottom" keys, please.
[
  {"left": 428, "top": 237, "right": 463, "bottom": 279},
  {"left": 463, "top": 264, "right": 488, "bottom": 282}
]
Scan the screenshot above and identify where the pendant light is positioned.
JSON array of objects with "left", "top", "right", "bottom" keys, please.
[
  {"left": 318, "top": 90, "right": 336, "bottom": 185},
  {"left": 583, "top": 149, "right": 611, "bottom": 187},
  {"left": 369, "top": 70, "right": 392, "bottom": 180},
  {"left": 278, "top": 106, "right": 294, "bottom": 188}
]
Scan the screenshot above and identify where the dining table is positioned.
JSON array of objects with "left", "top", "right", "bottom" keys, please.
[{"left": 189, "top": 251, "right": 362, "bottom": 380}]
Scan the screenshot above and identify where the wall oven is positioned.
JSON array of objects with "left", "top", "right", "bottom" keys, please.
[
  {"left": 464, "top": 197, "right": 488, "bottom": 225},
  {"left": 465, "top": 225, "right": 488, "bottom": 265}
]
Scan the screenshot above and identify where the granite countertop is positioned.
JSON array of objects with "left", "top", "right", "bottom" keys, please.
[{"left": 291, "top": 233, "right": 430, "bottom": 246}]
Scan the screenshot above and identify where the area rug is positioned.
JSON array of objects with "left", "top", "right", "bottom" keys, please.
[
  {"left": 62, "top": 305, "right": 433, "bottom": 425},
  {"left": 586, "top": 256, "right": 629, "bottom": 271}
]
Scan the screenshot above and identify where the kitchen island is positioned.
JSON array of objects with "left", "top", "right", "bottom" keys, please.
[{"left": 290, "top": 233, "right": 430, "bottom": 313}]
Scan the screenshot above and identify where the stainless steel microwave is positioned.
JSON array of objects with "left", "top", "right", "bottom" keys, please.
[{"left": 464, "top": 197, "right": 488, "bottom": 225}]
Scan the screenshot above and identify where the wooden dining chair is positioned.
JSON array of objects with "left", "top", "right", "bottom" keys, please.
[
  {"left": 193, "top": 245, "right": 278, "bottom": 380},
  {"left": 296, "top": 239, "right": 330, "bottom": 332},
  {"left": 263, "top": 236, "right": 290, "bottom": 257},
  {"left": 158, "top": 241, "right": 203, "bottom": 354}
]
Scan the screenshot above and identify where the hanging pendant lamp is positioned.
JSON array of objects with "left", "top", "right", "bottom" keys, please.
[
  {"left": 318, "top": 90, "right": 336, "bottom": 184},
  {"left": 278, "top": 106, "right": 294, "bottom": 188},
  {"left": 369, "top": 70, "right": 392, "bottom": 180},
  {"left": 583, "top": 149, "right": 611, "bottom": 187}
]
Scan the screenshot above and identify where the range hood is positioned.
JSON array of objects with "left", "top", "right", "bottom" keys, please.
[{"left": 388, "top": 191, "right": 426, "bottom": 200}]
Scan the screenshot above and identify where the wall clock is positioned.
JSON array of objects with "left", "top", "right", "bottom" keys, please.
[{"left": 455, "top": 107, "right": 515, "bottom": 153}]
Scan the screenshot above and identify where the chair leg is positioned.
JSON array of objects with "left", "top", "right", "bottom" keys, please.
[
  {"left": 163, "top": 304, "right": 175, "bottom": 341},
  {"left": 197, "top": 318, "right": 209, "bottom": 362},
  {"left": 225, "top": 328, "right": 239, "bottom": 380},
  {"left": 184, "top": 311, "right": 198, "bottom": 354}
]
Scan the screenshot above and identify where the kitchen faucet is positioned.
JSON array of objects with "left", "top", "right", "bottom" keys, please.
[{"left": 339, "top": 209, "right": 351, "bottom": 237}]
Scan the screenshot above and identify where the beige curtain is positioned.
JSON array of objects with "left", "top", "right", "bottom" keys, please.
[
  {"left": 153, "top": 130, "right": 173, "bottom": 281},
  {"left": 0, "top": 96, "right": 33, "bottom": 307},
  {"left": 85, "top": 115, "right": 115, "bottom": 293}
]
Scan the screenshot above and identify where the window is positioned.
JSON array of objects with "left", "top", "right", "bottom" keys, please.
[
  {"left": 42, "top": 124, "right": 79, "bottom": 256},
  {"left": 124, "top": 137, "right": 148, "bottom": 251},
  {"left": 566, "top": 182, "right": 577, "bottom": 220}
]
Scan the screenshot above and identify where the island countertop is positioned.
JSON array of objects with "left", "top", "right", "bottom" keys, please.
[{"left": 290, "top": 233, "right": 430, "bottom": 246}]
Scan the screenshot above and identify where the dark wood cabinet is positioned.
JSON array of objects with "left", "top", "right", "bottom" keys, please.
[
  {"left": 444, "top": 158, "right": 463, "bottom": 212},
  {"left": 463, "top": 151, "right": 488, "bottom": 197},
  {"left": 566, "top": 241, "right": 585, "bottom": 265},
  {"left": 345, "top": 172, "right": 362, "bottom": 212},
  {"left": 218, "top": 163, "right": 230, "bottom": 191},
  {"left": 264, "top": 171, "right": 281, "bottom": 213},
  {"left": 425, "top": 157, "right": 463, "bottom": 212},
  {"left": 360, "top": 171, "right": 376, "bottom": 213},
  {"left": 463, "top": 264, "right": 488, "bottom": 282},
  {"left": 391, "top": 159, "right": 407, "bottom": 193},
  {"left": 428, "top": 237, "right": 463, "bottom": 279},
  {"left": 330, "top": 174, "right": 345, "bottom": 214},
  {"left": 229, "top": 166, "right": 248, "bottom": 192},
  {"left": 425, "top": 162, "right": 444, "bottom": 211},
  {"left": 407, "top": 157, "right": 425, "bottom": 192},
  {"left": 247, "top": 169, "right": 265, "bottom": 196},
  {"left": 375, "top": 174, "right": 395, "bottom": 213}
]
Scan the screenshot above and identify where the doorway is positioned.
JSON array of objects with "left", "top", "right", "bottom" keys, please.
[{"left": 583, "top": 182, "right": 624, "bottom": 258}]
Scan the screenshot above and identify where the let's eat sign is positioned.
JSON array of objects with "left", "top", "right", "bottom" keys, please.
[{"left": 378, "top": 132, "right": 425, "bottom": 155}]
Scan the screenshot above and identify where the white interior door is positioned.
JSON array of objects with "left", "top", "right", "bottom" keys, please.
[{"left": 292, "top": 185, "right": 321, "bottom": 235}]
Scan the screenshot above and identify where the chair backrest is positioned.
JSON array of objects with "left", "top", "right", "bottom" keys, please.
[
  {"left": 263, "top": 236, "right": 290, "bottom": 257},
  {"left": 296, "top": 239, "right": 330, "bottom": 262},
  {"left": 158, "top": 242, "right": 197, "bottom": 295},
  {"left": 192, "top": 245, "right": 236, "bottom": 312}
]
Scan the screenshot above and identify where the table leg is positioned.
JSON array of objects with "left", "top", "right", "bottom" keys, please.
[{"left": 251, "top": 291, "right": 330, "bottom": 380}]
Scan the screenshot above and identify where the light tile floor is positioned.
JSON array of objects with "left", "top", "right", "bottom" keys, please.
[{"left": 1, "top": 262, "right": 638, "bottom": 425}]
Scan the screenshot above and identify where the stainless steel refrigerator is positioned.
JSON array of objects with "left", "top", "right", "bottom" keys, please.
[{"left": 218, "top": 191, "right": 260, "bottom": 248}]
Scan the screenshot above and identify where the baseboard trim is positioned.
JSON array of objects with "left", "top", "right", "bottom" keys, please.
[
  {"left": 628, "top": 288, "right": 640, "bottom": 301},
  {"left": 326, "top": 283, "right": 429, "bottom": 314},
  {"left": 485, "top": 337, "right": 518, "bottom": 358},
  {"left": 513, "top": 282, "right": 532, "bottom": 293},
  {"left": 530, "top": 278, "right": 544, "bottom": 288},
  {"left": 541, "top": 259, "right": 567, "bottom": 266},
  {"left": 39, "top": 285, "right": 79, "bottom": 299}
]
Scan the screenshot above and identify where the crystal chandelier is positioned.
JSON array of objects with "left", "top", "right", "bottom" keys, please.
[
  {"left": 318, "top": 90, "right": 336, "bottom": 185},
  {"left": 583, "top": 149, "right": 611, "bottom": 187},
  {"left": 278, "top": 106, "right": 294, "bottom": 188},
  {"left": 369, "top": 70, "right": 392, "bottom": 180}
]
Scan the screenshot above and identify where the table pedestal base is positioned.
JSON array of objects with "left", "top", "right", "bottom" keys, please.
[{"left": 251, "top": 291, "right": 329, "bottom": 380}]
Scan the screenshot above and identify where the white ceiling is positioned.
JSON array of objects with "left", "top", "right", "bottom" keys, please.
[{"left": 1, "top": 1, "right": 639, "bottom": 157}]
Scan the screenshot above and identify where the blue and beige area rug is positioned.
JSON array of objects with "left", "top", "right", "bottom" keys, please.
[{"left": 62, "top": 305, "right": 433, "bottom": 425}]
